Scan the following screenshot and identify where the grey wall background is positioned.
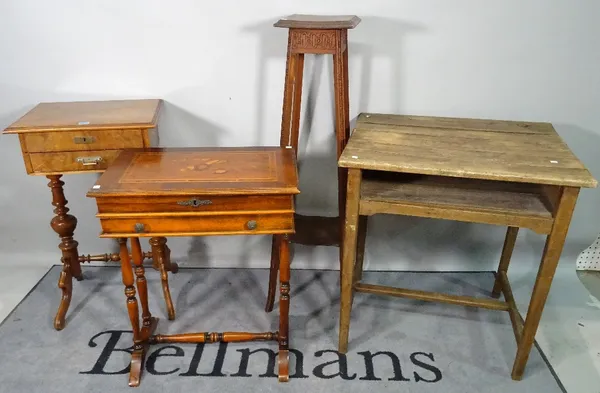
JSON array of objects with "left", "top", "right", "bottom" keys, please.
[{"left": 1, "top": 1, "right": 598, "bottom": 273}]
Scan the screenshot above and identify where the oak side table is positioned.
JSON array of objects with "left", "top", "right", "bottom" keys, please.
[
  {"left": 86, "top": 147, "right": 299, "bottom": 387},
  {"left": 2, "top": 99, "right": 178, "bottom": 330},
  {"left": 338, "top": 113, "right": 597, "bottom": 380}
]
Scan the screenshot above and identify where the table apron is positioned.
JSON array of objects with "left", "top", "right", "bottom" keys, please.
[
  {"left": 359, "top": 200, "right": 554, "bottom": 234},
  {"left": 98, "top": 212, "right": 295, "bottom": 237}
]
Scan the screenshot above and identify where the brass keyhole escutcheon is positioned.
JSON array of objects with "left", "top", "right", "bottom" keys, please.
[
  {"left": 246, "top": 220, "right": 257, "bottom": 230},
  {"left": 177, "top": 198, "right": 212, "bottom": 207},
  {"left": 73, "top": 136, "right": 96, "bottom": 144},
  {"left": 134, "top": 223, "right": 145, "bottom": 233}
]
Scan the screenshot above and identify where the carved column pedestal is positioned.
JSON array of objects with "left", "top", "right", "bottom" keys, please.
[{"left": 47, "top": 175, "right": 81, "bottom": 330}]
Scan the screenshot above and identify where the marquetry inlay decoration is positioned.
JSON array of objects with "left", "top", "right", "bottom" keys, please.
[{"left": 120, "top": 151, "right": 277, "bottom": 183}]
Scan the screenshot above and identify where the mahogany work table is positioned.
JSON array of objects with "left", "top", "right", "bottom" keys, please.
[
  {"left": 337, "top": 113, "right": 597, "bottom": 380},
  {"left": 86, "top": 147, "right": 299, "bottom": 387},
  {"left": 2, "top": 99, "right": 178, "bottom": 330}
]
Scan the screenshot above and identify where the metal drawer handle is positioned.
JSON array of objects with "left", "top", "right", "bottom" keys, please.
[
  {"left": 246, "top": 220, "right": 257, "bottom": 230},
  {"left": 76, "top": 156, "right": 103, "bottom": 166},
  {"left": 177, "top": 198, "right": 212, "bottom": 207},
  {"left": 73, "top": 136, "right": 96, "bottom": 144},
  {"left": 134, "top": 223, "right": 145, "bottom": 233}
]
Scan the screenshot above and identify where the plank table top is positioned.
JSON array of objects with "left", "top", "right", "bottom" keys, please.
[{"left": 339, "top": 113, "right": 597, "bottom": 188}]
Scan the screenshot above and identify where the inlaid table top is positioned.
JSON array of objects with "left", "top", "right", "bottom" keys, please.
[
  {"left": 339, "top": 113, "right": 597, "bottom": 188},
  {"left": 3, "top": 99, "right": 161, "bottom": 133},
  {"left": 87, "top": 147, "right": 300, "bottom": 197}
]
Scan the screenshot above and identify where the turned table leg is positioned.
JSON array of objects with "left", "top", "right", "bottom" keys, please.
[
  {"left": 151, "top": 238, "right": 179, "bottom": 274},
  {"left": 47, "top": 175, "right": 82, "bottom": 331},
  {"left": 150, "top": 237, "right": 175, "bottom": 320},
  {"left": 132, "top": 238, "right": 152, "bottom": 329},
  {"left": 278, "top": 234, "right": 291, "bottom": 382},
  {"left": 265, "top": 235, "right": 280, "bottom": 313},
  {"left": 118, "top": 238, "right": 141, "bottom": 386},
  {"left": 119, "top": 237, "right": 158, "bottom": 387}
]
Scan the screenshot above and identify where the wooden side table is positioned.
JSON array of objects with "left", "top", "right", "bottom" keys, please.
[
  {"left": 2, "top": 99, "right": 178, "bottom": 330},
  {"left": 337, "top": 113, "right": 597, "bottom": 380},
  {"left": 86, "top": 147, "right": 299, "bottom": 386}
]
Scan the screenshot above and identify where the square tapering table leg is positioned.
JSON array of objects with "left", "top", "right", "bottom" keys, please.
[
  {"left": 338, "top": 168, "right": 362, "bottom": 354},
  {"left": 511, "top": 186, "right": 579, "bottom": 380},
  {"left": 492, "top": 227, "right": 519, "bottom": 298}
]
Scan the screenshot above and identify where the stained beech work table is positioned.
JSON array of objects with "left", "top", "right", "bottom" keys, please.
[
  {"left": 86, "top": 147, "right": 299, "bottom": 387},
  {"left": 337, "top": 113, "right": 597, "bottom": 380},
  {"left": 2, "top": 99, "right": 178, "bottom": 330}
]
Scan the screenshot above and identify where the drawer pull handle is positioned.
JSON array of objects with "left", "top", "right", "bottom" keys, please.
[
  {"left": 76, "top": 156, "right": 103, "bottom": 166},
  {"left": 73, "top": 136, "right": 96, "bottom": 144},
  {"left": 246, "top": 220, "right": 257, "bottom": 230},
  {"left": 134, "top": 223, "right": 145, "bottom": 233},
  {"left": 177, "top": 198, "right": 212, "bottom": 207}
]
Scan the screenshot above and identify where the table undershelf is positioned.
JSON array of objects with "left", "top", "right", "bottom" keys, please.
[{"left": 359, "top": 171, "right": 556, "bottom": 234}]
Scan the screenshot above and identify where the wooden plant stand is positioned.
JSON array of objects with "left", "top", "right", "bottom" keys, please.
[
  {"left": 264, "top": 15, "right": 361, "bottom": 311},
  {"left": 274, "top": 14, "right": 361, "bottom": 247}
]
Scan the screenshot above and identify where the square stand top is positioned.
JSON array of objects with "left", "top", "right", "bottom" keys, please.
[
  {"left": 3, "top": 99, "right": 162, "bottom": 133},
  {"left": 274, "top": 14, "right": 361, "bottom": 29},
  {"left": 339, "top": 113, "right": 597, "bottom": 188},
  {"left": 87, "top": 147, "right": 300, "bottom": 197}
]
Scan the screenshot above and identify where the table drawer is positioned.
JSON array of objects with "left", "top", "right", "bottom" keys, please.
[
  {"left": 28, "top": 150, "right": 123, "bottom": 174},
  {"left": 96, "top": 195, "right": 294, "bottom": 214},
  {"left": 98, "top": 213, "right": 294, "bottom": 237},
  {"left": 23, "top": 129, "right": 144, "bottom": 153}
]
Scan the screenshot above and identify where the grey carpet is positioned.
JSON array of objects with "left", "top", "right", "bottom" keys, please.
[{"left": 0, "top": 266, "right": 563, "bottom": 393}]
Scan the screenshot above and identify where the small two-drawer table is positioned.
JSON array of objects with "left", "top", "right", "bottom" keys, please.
[
  {"left": 337, "top": 113, "right": 597, "bottom": 380},
  {"left": 2, "top": 99, "right": 178, "bottom": 330},
  {"left": 86, "top": 147, "right": 299, "bottom": 386}
]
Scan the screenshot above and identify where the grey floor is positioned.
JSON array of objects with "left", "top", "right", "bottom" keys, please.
[
  {"left": 0, "top": 267, "right": 565, "bottom": 393},
  {"left": 1, "top": 263, "right": 600, "bottom": 392}
]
